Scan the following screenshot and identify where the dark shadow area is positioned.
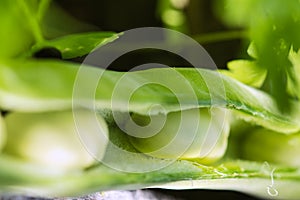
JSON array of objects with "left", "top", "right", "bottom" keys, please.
[{"left": 149, "top": 189, "right": 263, "bottom": 200}]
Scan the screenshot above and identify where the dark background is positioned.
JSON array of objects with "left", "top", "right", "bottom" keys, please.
[
  {"left": 52, "top": 0, "right": 247, "bottom": 70},
  {"left": 51, "top": 0, "right": 259, "bottom": 199}
]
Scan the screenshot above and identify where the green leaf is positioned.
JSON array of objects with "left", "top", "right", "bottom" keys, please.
[
  {"left": 223, "top": 47, "right": 300, "bottom": 100},
  {"left": 0, "top": 59, "right": 299, "bottom": 133},
  {"left": 0, "top": 60, "right": 76, "bottom": 112},
  {"left": 220, "top": 60, "right": 267, "bottom": 88},
  {"left": 218, "top": 0, "right": 300, "bottom": 112},
  {"left": 1, "top": 152, "right": 300, "bottom": 199},
  {"left": 1, "top": 60, "right": 300, "bottom": 198},
  {"left": 30, "top": 32, "right": 119, "bottom": 59},
  {"left": 288, "top": 49, "right": 300, "bottom": 98}
]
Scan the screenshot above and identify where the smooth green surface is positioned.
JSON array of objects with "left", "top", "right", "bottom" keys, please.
[
  {"left": 0, "top": 114, "right": 5, "bottom": 151},
  {"left": 3, "top": 110, "right": 108, "bottom": 171},
  {"left": 30, "top": 32, "right": 119, "bottom": 59},
  {"left": 127, "top": 108, "right": 230, "bottom": 162},
  {"left": 0, "top": 0, "right": 35, "bottom": 58},
  {"left": 241, "top": 128, "right": 300, "bottom": 167},
  {"left": 0, "top": 59, "right": 299, "bottom": 133}
]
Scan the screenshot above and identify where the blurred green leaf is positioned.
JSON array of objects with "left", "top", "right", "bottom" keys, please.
[
  {"left": 220, "top": 60, "right": 267, "bottom": 88},
  {"left": 30, "top": 32, "right": 119, "bottom": 59},
  {"left": 217, "top": 0, "right": 300, "bottom": 112},
  {"left": 288, "top": 49, "right": 300, "bottom": 98},
  {"left": 222, "top": 46, "right": 300, "bottom": 101}
]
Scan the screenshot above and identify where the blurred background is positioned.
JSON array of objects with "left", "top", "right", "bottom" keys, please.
[{"left": 41, "top": 0, "right": 249, "bottom": 71}]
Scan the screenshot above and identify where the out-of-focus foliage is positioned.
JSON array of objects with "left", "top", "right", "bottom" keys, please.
[
  {"left": 157, "top": 0, "right": 189, "bottom": 32},
  {"left": 0, "top": 0, "right": 36, "bottom": 58},
  {"left": 221, "top": 47, "right": 300, "bottom": 95},
  {"left": 216, "top": 0, "right": 300, "bottom": 112},
  {"left": 220, "top": 59, "right": 267, "bottom": 88}
]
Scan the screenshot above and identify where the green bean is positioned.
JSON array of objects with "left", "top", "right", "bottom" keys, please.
[
  {"left": 242, "top": 128, "right": 300, "bottom": 167},
  {"left": 127, "top": 108, "right": 230, "bottom": 163},
  {"left": 3, "top": 109, "right": 109, "bottom": 171}
]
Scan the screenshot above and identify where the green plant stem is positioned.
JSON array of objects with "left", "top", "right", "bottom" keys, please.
[
  {"left": 37, "top": 0, "right": 51, "bottom": 22},
  {"left": 18, "top": 0, "right": 44, "bottom": 43},
  {"left": 193, "top": 30, "right": 249, "bottom": 44}
]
